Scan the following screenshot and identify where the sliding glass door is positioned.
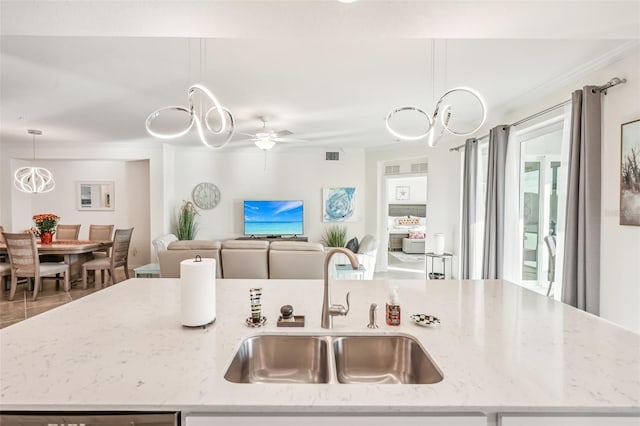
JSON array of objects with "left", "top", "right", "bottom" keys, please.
[{"left": 517, "top": 115, "right": 569, "bottom": 297}]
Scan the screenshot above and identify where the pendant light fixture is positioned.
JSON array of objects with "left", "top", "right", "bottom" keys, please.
[
  {"left": 386, "top": 41, "right": 487, "bottom": 147},
  {"left": 14, "top": 129, "right": 55, "bottom": 194},
  {"left": 145, "top": 39, "right": 235, "bottom": 149}
]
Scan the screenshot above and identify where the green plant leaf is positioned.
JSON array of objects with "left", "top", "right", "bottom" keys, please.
[{"left": 321, "top": 224, "right": 347, "bottom": 247}]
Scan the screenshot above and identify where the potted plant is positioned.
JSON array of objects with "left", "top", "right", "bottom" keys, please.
[
  {"left": 321, "top": 224, "right": 347, "bottom": 248},
  {"left": 175, "top": 200, "right": 199, "bottom": 240},
  {"left": 32, "top": 213, "right": 60, "bottom": 244}
]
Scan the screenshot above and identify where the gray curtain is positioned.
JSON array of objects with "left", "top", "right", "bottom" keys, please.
[
  {"left": 482, "top": 125, "right": 511, "bottom": 279},
  {"left": 461, "top": 138, "right": 478, "bottom": 279},
  {"left": 562, "top": 87, "right": 602, "bottom": 315}
]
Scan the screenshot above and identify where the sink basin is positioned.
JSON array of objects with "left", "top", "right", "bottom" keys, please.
[
  {"left": 224, "top": 333, "right": 442, "bottom": 385},
  {"left": 224, "top": 335, "right": 329, "bottom": 383},
  {"left": 333, "top": 335, "right": 443, "bottom": 384}
]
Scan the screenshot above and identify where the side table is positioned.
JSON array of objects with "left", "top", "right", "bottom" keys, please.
[
  {"left": 425, "top": 252, "right": 453, "bottom": 280},
  {"left": 134, "top": 262, "right": 160, "bottom": 278},
  {"left": 334, "top": 264, "right": 366, "bottom": 280}
]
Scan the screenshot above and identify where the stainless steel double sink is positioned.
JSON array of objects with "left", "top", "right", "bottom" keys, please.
[{"left": 224, "top": 333, "right": 443, "bottom": 384}]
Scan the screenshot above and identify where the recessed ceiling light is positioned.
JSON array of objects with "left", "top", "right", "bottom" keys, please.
[{"left": 337, "top": 0, "right": 358, "bottom": 3}]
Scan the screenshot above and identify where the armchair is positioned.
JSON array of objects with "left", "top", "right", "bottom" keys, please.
[{"left": 355, "top": 234, "right": 378, "bottom": 280}]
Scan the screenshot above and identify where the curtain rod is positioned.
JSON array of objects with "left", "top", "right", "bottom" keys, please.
[{"left": 449, "top": 77, "right": 628, "bottom": 152}]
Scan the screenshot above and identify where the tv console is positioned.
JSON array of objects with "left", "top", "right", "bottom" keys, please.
[{"left": 236, "top": 236, "right": 309, "bottom": 242}]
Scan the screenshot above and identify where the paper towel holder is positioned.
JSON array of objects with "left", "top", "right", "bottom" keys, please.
[{"left": 180, "top": 255, "right": 217, "bottom": 329}]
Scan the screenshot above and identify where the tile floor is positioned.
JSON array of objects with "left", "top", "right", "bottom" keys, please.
[
  {"left": 374, "top": 252, "right": 426, "bottom": 280},
  {"left": 0, "top": 254, "right": 428, "bottom": 330}
]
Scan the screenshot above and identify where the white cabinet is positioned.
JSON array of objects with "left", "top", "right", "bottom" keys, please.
[
  {"left": 499, "top": 414, "right": 640, "bottom": 426},
  {"left": 186, "top": 414, "right": 487, "bottom": 426}
]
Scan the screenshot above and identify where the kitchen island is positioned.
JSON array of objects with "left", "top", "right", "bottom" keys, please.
[{"left": 1, "top": 278, "right": 638, "bottom": 425}]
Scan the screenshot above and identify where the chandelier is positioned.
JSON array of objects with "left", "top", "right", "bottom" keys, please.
[
  {"left": 386, "top": 40, "right": 487, "bottom": 147},
  {"left": 14, "top": 129, "right": 55, "bottom": 194},
  {"left": 145, "top": 84, "right": 235, "bottom": 149},
  {"left": 386, "top": 87, "right": 487, "bottom": 147}
]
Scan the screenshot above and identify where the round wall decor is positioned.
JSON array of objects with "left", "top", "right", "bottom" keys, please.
[{"left": 192, "top": 182, "right": 220, "bottom": 209}]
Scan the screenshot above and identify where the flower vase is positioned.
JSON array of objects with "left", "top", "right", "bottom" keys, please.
[{"left": 40, "top": 231, "right": 53, "bottom": 245}]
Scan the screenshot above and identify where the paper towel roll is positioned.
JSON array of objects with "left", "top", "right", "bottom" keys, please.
[
  {"left": 433, "top": 233, "right": 445, "bottom": 255},
  {"left": 180, "top": 257, "right": 216, "bottom": 327}
]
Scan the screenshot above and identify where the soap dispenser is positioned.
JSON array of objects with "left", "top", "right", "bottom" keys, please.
[{"left": 386, "top": 286, "right": 401, "bottom": 326}]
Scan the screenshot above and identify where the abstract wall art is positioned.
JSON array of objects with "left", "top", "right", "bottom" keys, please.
[{"left": 323, "top": 187, "right": 356, "bottom": 222}]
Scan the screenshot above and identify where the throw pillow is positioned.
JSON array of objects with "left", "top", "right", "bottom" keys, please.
[
  {"left": 409, "top": 230, "right": 425, "bottom": 239},
  {"left": 345, "top": 237, "right": 359, "bottom": 253}
]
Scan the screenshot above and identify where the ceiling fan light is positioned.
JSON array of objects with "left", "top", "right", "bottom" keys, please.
[
  {"left": 254, "top": 138, "right": 276, "bottom": 150},
  {"left": 255, "top": 131, "right": 273, "bottom": 139}
]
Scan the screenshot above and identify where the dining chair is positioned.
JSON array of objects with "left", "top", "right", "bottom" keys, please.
[
  {"left": 42, "top": 224, "right": 81, "bottom": 265},
  {"left": 55, "top": 224, "right": 81, "bottom": 240},
  {"left": 88, "top": 224, "right": 114, "bottom": 256},
  {"left": 2, "top": 232, "right": 70, "bottom": 301},
  {"left": 0, "top": 226, "right": 10, "bottom": 290},
  {"left": 87, "top": 224, "right": 115, "bottom": 283},
  {"left": 82, "top": 228, "right": 134, "bottom": 289},
  {"left": 544, "top": 235, "right": 557, "bottom": 297}
]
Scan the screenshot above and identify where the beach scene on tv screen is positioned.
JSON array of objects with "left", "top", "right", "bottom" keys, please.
[{"left": 244, "top": 200, "right": 304, "bottom": 235}]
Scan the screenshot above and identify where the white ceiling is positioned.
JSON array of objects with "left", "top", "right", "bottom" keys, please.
[{"left": 1, "top": 1, "right": 638, "bottom": 152}]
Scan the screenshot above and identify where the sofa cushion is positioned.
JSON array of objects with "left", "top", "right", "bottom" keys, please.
[
  {"left": 269, "top": 241, "right": 324, "bottom": 252},
  {"left": 168, "top": 240, "right": 221, "bottom": 250},
  {"left": 221, "top": 239, "right": 269, "bottom": 250},
  {"left": 269, "top": 245, "right": 326, "bottom": 279}
]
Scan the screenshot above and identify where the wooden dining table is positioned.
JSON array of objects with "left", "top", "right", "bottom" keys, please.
[{"left": 0, "top": 240, "right": 113, "bottom": 284}]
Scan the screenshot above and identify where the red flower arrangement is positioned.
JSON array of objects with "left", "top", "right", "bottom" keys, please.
[{"left": 32, "top": 213, "right": 60, "bottom": 235}]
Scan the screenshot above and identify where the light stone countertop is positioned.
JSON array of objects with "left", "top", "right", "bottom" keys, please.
[{"left": 1, "top": 278, "right": 639, "bottom": 416}]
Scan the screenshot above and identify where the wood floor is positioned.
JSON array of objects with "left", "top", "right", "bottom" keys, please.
[{"left": 0, "top": 269, "right": 131, "bottom": 329}]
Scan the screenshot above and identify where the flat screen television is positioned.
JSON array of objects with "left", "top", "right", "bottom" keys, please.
[{"left": 243, "top": 200, "right": 304, "bottom": 236}]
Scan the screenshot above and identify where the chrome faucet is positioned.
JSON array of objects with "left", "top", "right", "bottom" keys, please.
[{"left": 322, "top": 247, "right": 359, "bottom": 329}]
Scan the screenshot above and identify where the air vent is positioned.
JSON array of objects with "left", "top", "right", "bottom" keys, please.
[
  {"left": 411, "top": 162, "right": 428, "bottom": 173},
  {"left": 385, "top": 165, "right": 400, "bottom": 175},
  {"left": 326, "top": 152, "right": 340, "bottom": 161}
]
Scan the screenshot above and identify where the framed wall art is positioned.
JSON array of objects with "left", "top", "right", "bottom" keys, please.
[
  {"left": 77, "top": 181, "right": 115, "bottom": 211},
  {"left": 396, "top": 186, "right": 410, "bottom": 201},
  {"left": 620, "top": 119, "right": 640, "bottom": 226},
  {"left": 323, "top": 187, "right": 355, "bottom": 222}
]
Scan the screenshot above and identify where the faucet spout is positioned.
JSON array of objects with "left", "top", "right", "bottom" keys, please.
[{"left": 322, "top": 247, "right": 359, "bottom": 329}]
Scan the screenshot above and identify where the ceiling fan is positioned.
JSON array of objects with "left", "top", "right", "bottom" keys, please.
[{"left": 237, "top": 116, "right": 299, "bottom": 151}]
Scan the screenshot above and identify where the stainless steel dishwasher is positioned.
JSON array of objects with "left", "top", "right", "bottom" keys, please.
[{"left": 0, "top": 411, "right": 179, "bottom": 426}]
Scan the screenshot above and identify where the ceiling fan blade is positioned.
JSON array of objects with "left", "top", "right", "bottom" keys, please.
[
  {"left": 274, "top": 129, "right": 293, "bottom": 137},
  {"left": 273, "top": 137, "right": 309, "bottom": 143}
]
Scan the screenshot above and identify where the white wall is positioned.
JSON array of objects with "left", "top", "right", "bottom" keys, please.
[
  {"left": 387, "top": 176, "right": 427, "bottom": 205},
  {"left": 596, "top": 54, "right": 640, "bottom": 333},
  {"left": 499, "top": 49, "right": 640, "bottom": 333},
  {"left": 168, "top": 147, "right": 366, "bottom": 244}
]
